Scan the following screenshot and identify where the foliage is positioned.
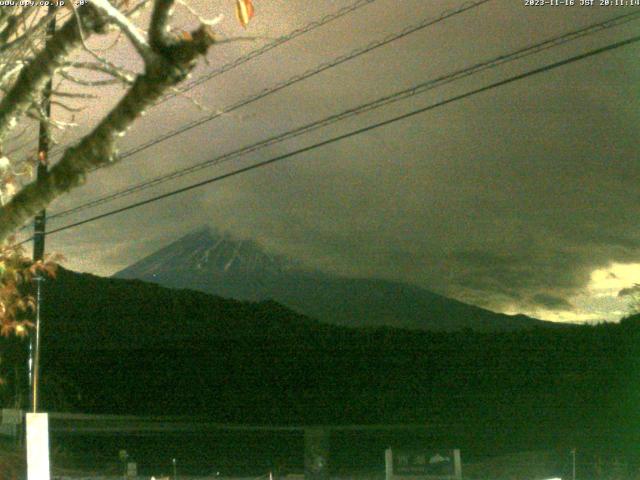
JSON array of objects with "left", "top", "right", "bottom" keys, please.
[
  {"left": 236, "top": 0, "right": 255, "bottom": 28},
  {"left": 0, "top": 0, "right": 256, "bottom": 337},
  {"left": 32, "top": 269, "right": 636, "bottom": 419},
  {"left": 6, "top": 267, "right": 632, "bottom": 470},
  {"left": 0, "top": 240, "right": 60, "bottom": 337},
  {"left": 624, "top": 283, "right": 640, "bottom": 317},
  {"left": 0, "top": 447, "right": 23, "bottom": 480},
  {"left": 0, "top": 0, "right": 255, "bottom": 242}
]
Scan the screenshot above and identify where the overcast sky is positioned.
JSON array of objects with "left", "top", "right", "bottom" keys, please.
[{"left": 11, "top": 0, "right": 640, "bottom": 323}]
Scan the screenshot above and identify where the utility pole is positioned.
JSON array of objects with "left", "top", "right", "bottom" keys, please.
[
  {"left": 571, "top": 448, "right": 576, "bottom": 480},
  {"left": 29, "top": 4, "right": 56, "bottom": 414}
]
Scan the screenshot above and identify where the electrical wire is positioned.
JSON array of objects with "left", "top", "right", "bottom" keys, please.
[
  {"left": 42, "top": 0, "right": 384, "bottom": 161},
  {"left": 15, "top": 0, "right": 496, "bottom": 233},
  {"left": 18, "top": 32, "right": 640, "bottom": 245},
  {"left": 49, "top": 0, "right": 493, "bottom": 166},
  {"left": 44, "top": 9, "right": 640, "bottom": 223}
]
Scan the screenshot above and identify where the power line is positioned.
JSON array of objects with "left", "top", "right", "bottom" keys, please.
[
  {"left": 17, "top": 0, "right": 495, "bottom": 231},
  {"left": 162, "top": 0, "right": 384, "bottom": 99},
  {"left": 43, "top": 0, "right": 382, "bottom": 161},
  {"left": 19, "top": 33, "right": 639, "bottom": 244},
  {"left": 44, "top": 10, "right": 640, "bottom": 223},
  {"left": 61, "top": 0, "right": 493, "bottom": 168}
]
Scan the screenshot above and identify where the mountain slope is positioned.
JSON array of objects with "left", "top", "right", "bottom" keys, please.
[
  {"left": 114, "top": 227, "right": 555, "bottom": 331},
  {"left": 0, "top": 267, "right": 633, "bottom": 472}
]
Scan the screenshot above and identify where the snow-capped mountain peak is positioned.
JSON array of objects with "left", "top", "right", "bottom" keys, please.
[
  {"left": 114, "top": 226, "right": 557, "bottom": 331},
  {"left": 117, "top": 227, "right": 290, "bottom": 280}
]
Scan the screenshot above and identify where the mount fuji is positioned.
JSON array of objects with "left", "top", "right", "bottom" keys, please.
[{"left": 114, "top": 227, "right": 557, "bottom": 331}]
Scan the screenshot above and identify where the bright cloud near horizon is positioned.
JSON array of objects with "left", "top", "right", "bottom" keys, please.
[{"left": 10, "top": 0, "right": 640, "bottom": 324}]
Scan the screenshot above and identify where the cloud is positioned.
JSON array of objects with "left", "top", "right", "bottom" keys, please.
[
  {"left": 36, "top": 2, "right": 640, "bottom": 323},
  {"left": 618, "top": 284, "right": 640, "bottom": 298},
  {"left": 530, "top": 293, "right": 573, "bottom": 311}
]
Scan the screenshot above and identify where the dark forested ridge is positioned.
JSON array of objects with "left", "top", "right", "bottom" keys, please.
[
  {"left": 114, "top": 228, "right": 558, "bottom": 332},
  {"left": 1, "top": 268, "right": 638, "bottom": 460}
]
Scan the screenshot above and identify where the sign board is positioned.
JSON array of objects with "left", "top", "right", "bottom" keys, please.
[
  {"left": 395, "top": 451, "right": 454, "bottom": 476},
  {"left": 304, "top": 427, "right": 330, "bottom": 480},
  {"left": 0, "top": 409, "right": 23, "bottom": 438},
  {"left": 26, "top": 413, "right": 50, "bottom": 480},
  {"left": 386, "top": 448, "right": 461, "bottom": 480},
  {"left": 2, "top": 409, "right": 22, "bottom": 425},
  {"left": 127, "top": 461, "right": 138, "bottom": 477}
]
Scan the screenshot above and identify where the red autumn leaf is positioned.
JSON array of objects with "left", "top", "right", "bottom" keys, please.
[
  {"left": 43, "top": 264, "right": 58, "bottom": 278},
  {"left": 0, "top": 241, "right": 62, "bottom": 337},
  {"left": 235, "top": 0, "right": 254, "bottom": 28}
]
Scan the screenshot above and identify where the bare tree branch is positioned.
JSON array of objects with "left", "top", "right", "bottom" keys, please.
[
  {"left": 50, "top": 100, "right": 87, "bottom": 112},
  {"left": 63, "top": 59, "right": 136, "bottom": 84},
  {"left": 89, "top": 0, "right": 155, "bottom": 63},
  {"left": 0, "top": 4, "right": 109, "bottom": 144},
  {"left": 149, "top": 0, "right": 174, "bottom": 51},
  {"left": 59, "top": 69, "right": 130, "bottom": 87},
  {"left": 0, "top": 0, "right": 217, "bottom": 242},
  {"left": 0, "top": 11, "right": 22, "bottom": 46}
]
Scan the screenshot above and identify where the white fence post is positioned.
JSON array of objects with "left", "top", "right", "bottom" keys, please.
[
  {"left": 26, "top": 412, "right": 50, "bottom": 480},
  {"left": 385, "top": 448, "right": 393, "bottom": 480},
  {"left": 453, "top": 449, "right": 462, "bottom": 480}
]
